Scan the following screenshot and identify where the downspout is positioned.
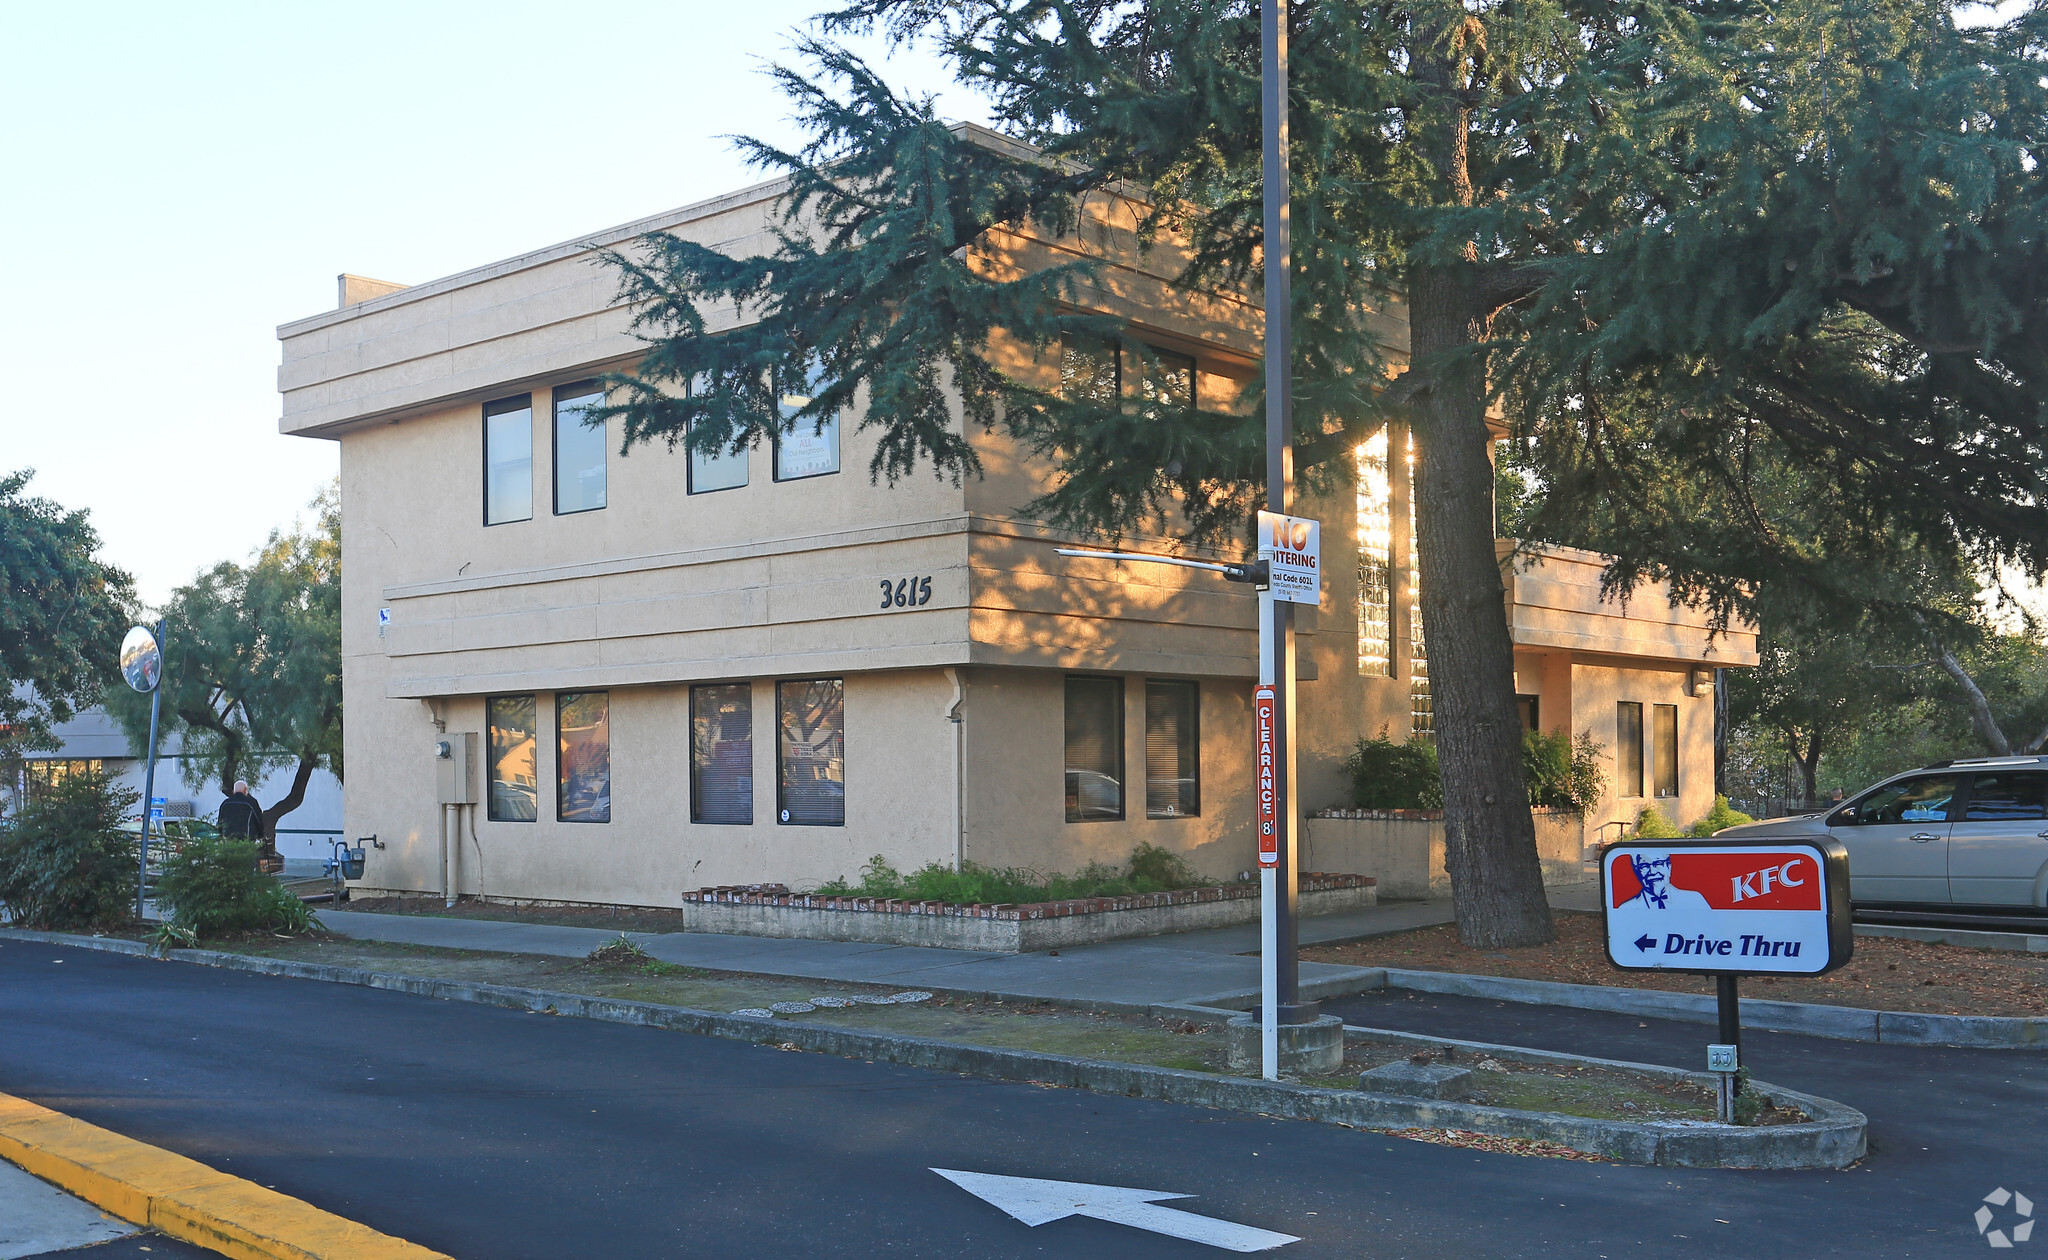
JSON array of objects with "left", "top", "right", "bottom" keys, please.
[
  {"left": 442, "top": 803, "right": 457, "bottom": 908},
  {"left": 943, "top": 668, "right": 966, "bottom": 870}
]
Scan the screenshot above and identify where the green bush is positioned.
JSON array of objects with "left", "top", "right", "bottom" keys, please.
[
  {"left": 1342, "top": 730, "right": 1442, "bottom": 809},
  {"left": 1634, "top": 806, "right": 1684, "bottom": 838},
  {"left": 1685, "top": 795, "right": 1757, "bottom": 837},
  {"left": 154, "top": 838, "right": 318, "bottom": 938},
  {"left": 1523, "top": 730, "right": 1607, "bottom": 812},
  {"left": 817, "top": 843, "right": 1211, "bottom": 904},
  {"left": 0, "top": 772, "right": 138, "bottom": 930},
  {"left": 1343, "top": 728, "right": 1606, "bottom": 813}
]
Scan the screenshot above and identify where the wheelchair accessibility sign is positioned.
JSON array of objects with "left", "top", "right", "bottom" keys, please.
[{"left": 1601, "top": 839, "right": 1853, "bottom": 976}]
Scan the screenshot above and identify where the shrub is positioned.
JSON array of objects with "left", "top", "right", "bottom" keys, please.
[
  {"left": 817, "top": 843, "right": 1212, "bottom": 903},
  {"left": 1523, "top": 730, "right": 1607, "bottom": 812},
  {"left": 1634, "top": 806, "right": 1684, "bottom": 839},
  {"left": 1342, "top": 730, "right": 1442, "bottom": 809},
  {"left": 0, "top": 772, "right": 138, "bottom": 930},
  {"left": 1686, "top": 795, "right": 1757, "bottom": 837},
  {"left": 154, "top": 838, "right": 318, "bottom": 938}
]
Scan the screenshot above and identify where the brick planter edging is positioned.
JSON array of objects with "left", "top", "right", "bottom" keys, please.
[
  {"left": 681, "top": 872, "right": 1373, "bottom": 918},
  {"left": 676, "top": 874, "right": 1378, "bottom": 952},
  {"left": 0, "top": 929, "right": 1860, "bottom": 1169}
]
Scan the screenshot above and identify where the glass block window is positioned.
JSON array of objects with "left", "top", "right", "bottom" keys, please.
[
  {"left": 1406, "top": 430, "right": 1431, "bottom": 738},
  {"left": 1356, "top": 429, "right": 1393, "bottom": 677}
]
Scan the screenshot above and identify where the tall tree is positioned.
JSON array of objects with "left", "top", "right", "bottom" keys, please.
[
  {"left": 599, "top": 0, "right": 2047, "bottom": 947},
  {"left": 0, "top": 470, "right": 133, "bottom": 764},
  {"left": 1508, "top": 0, "right": 2048, "bottom": 622},
  {"left": 107, "top": 485, "right": 341, "bottom": 837}
]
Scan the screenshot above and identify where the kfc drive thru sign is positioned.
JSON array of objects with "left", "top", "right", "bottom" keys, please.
[
  {"left": 1601, "top": 839, "right": 1853, "bottom": 976},
  {"left": 1254, "top": 685, "right": 1278, "bottom": 868}
]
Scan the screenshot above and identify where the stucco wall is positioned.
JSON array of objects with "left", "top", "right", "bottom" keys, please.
[{"left": 350, "top": 670, "right": 960, "bottom": 904}]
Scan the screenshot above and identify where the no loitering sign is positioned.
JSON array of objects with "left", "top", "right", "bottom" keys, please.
[
  {"left": 1256, "top": 510, "right": 1321, "bottom": 606},
  {"left": 1254, "top": 685, "right": 1278, "bottom": 868},
  {"left": 1601, "top": 839, "right": 1853, "bottom": 976}
]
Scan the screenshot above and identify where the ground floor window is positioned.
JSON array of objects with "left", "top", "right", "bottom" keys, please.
[
  {"left": 691, "top": 683, "right": 753, "bottom": 824},
  {"left": 556, "top": 692, "right": 611, "bottom": 823},
  {"left": 1616, "top": 701, "right": 1644, "bottom": 799},
  {"left": 487, "top": 695, "right": 538, "bottom": 821},
  {"left": 1653, "top": 703, "right": 1679, "bottom": 799},
  {"left": 22, "top": 759, "right": 105, "bottom": 798},
  {"left": 777, "top": 679, "right": 844, "bottom": 825},
  {"left": 1144, "top": 680, "right": 1200, "bottom": 819},
  {"left": 1064, "top": 675, "right": 1124, "bottom": 822}
]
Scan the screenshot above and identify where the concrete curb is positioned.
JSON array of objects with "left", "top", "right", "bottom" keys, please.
[
  {"left": 1, "top": 931, "right": 1863, "bottom": 1169},
  {"left": 1375, "top": 968, "right": 2048, "bottom": 1049},
  {"left": 1855, "top": 923, "right": 2048, "bottom": 954},
  {"left": 0, "top": 1092, "right": 450, "bottom": 1260}
]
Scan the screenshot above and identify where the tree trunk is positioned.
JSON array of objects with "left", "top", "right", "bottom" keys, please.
[
  {"left": 1408, "top": 267, "right": 1554, "bottom": 949},
  {"left": 262, "top": 753, "right": 318, "bottom": 838},
  {"left": 1932, "top": 641, "right": 2011, "bottom": 755}
]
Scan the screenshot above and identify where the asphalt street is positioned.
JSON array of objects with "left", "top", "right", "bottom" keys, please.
[{"left": 0, "top": 938, "right": 2036, "bottom": 1259}]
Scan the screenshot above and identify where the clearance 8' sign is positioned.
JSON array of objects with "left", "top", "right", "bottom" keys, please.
[
  {"left": 1254, "top": 685, "right": 1278, "bottom": 868},
  {"left": 1601, "top": 838, "right": 1854, "bottom": 976}
]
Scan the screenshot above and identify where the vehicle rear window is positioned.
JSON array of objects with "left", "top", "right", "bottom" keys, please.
[
  {"left": 1848, "top": 776, "right": 1960, "bottom": 825},
  {"left": 1963, "top": 772, "right": 2048, "bottom": 822}
]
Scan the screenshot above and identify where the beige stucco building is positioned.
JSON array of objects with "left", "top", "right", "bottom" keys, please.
[{"left": 279, "top": 138, "right": 1755, "bottom": 906}]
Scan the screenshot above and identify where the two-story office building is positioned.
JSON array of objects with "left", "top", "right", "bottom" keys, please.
[{"left": 279, "top": 131, "right": 1754, "bottom": 906}]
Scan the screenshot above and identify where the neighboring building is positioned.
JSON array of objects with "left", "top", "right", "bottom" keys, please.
[
  {"left": 3, "top": 706, "right": 344, "bottom": 873},
  {"left": 278, "top": 131, "right": 1754, "bottom": 906}
]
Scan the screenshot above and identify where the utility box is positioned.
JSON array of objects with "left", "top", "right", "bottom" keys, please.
[{"left": 434, "top": 733, "right": 477, "bottom": 804}]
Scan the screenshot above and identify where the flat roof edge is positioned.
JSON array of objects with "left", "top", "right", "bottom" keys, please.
[{"left": 275, "top": 173, "right": 793, "bottom": 340}]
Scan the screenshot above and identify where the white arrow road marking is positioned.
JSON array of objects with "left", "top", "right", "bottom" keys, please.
[{"left": 932, "top": 1168, "right": 1300, "bottom": 1252}]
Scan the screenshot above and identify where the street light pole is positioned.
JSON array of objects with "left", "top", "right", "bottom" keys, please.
[
  {"left": 1262, "top": 0, "right": 1314, "bottom": 1035},
  {"left": 129, "top": 620, "right": 166, "bottom": 922}
]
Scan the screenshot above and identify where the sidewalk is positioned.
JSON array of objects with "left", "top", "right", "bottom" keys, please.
[{"left": 316, "top": 888, "right": 1594, "bottom": 1009}]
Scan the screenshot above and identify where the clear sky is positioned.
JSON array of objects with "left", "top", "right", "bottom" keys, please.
[{"left": 0, "top": 1, "right": 981, "bottom": 607}]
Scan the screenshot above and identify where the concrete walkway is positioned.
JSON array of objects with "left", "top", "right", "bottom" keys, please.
[
  {"left": 317, "top": 887, "right": 1595, "bottom": 1009},
  {"left": 0, "top": 1159, "right": 134, "bottom": 1258}
]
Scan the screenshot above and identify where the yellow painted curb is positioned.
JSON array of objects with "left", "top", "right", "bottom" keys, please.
[{"left": 0, "top": 1092, "right": 452, "bottom": 1260}]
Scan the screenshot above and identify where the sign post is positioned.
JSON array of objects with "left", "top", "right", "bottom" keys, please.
[
  {"left": 1602, "top": 837, "right": 1852, "bottom": 1119},
  {"left": 118, "top": 622, "right": 167, "bottom": 922}
]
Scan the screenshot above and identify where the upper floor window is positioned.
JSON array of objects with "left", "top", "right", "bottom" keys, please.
[
  {"left": 1136, "top": 346, "right": 1194, "bottom": 412},
  {"left": 552, "top": 383, "right": 607, "bottom": 515},
  {"left": 483, "top": 395, "right": 533, "bottom": 525},
  {"left": 1059, "top": 337, "right": 1195, "bottom": 415},
  {"left": 1061, "top": 335, "right": 1120, "bottom": 405},
  {"left": 687, "top": 373, "right": 749, "bottom": 494},
  {"left": 774, "top": 359, "right": 839, "bottom": 481}
]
